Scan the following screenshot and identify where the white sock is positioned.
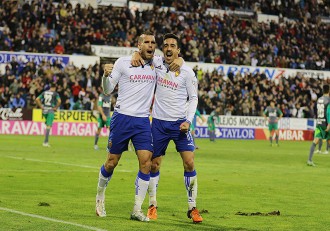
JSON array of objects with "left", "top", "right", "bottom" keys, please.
[
  {"left": 96, "top": 165, "right": 113, "bottom": 201},
  {"left": 148, "top": 172, "right": 160, "bottom": 207},
  {"left": 184, "top": 170, "right": 198, "bottom": 210},
  {"left": 133, "top": 171, "right": 150, "bottom": 211}
]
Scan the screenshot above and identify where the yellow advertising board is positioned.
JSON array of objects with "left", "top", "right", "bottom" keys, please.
[{"left": 33, "top": 109, "right": 99, "bottom": 123}]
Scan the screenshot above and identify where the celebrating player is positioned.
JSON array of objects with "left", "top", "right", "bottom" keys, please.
[
  {"left": 132, "top": 33, "right": 203, "bottom": 223},
  {"left": 95, "top": 32, "right": 157, "bottom": 221}
]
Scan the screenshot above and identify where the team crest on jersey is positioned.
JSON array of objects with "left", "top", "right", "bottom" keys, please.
[
  {"left": 175, "top": 71, "right": 180, "bottom": 77},
  {"left": 150, "top": 64, "right": 154, "bottom": 70}
]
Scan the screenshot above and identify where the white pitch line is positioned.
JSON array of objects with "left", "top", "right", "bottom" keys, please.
[
  {"left": 1, "top": 155, "right": 132, "bottom": 172},
  {"left": 0, "top": 207, "right": 107, "bottom": 231}
]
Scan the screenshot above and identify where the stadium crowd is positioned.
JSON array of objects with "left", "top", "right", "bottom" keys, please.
[
  {"left": 0, "top": 57, "right": 327, "bottom": 119},
  {"left": 0, "top": 0, "right": 329, "bottom": 118},
  {"left": 0, "top": 0, "right": 329, "bottom": 70}
]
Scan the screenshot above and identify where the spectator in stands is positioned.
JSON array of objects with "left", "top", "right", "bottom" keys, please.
[
  {"left": 0, "top": 87, "right": 7, "bottom": 108},
  {"left": 0, "top": 1, "right": 329, "bottom": 119},
  {"left": 0, "top": 1, "right": 328, "bottom": 70},
  {"left": 71, "top": 80, "right": 82, "bottom": 102},
  {"left": 54, "top": 42, "right": 65, "bottom": 54},
  {"left": 10, "top": 93, "right": 25, "bottom": 109},
  {"left": 9, "top": 79, "right": 19, "bottom": 95},
  {"left": 1, "top": 86, "right": 11, "bottom": 108}
]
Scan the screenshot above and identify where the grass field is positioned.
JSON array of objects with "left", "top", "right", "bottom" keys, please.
[{"left": 1, "top": 135, "right": 330, "bottom": 231}]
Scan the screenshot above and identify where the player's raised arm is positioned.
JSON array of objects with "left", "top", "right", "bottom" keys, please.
[{"left": 102, "top": 62, "right": 120, "bottom": 95}]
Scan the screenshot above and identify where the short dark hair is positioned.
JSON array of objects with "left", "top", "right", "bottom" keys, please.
[
  {"left": 163, "top": 33, "right": 180, "bottom": 48},
  {"left": 138, "top": 31, "right": 154, "bottom": 43},
  {"left": 323, "top": 85, "right": 330, "bottom": 94},
  {"left": 50, "top": 83, "right": 56, "bottom": 88}
]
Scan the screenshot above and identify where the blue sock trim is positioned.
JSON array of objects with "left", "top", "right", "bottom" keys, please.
[
  {"left": 101, "top": 165, "right": 113, "bottom": 178},
  {"left": 138, "top": 171, "right": 150, "bottom": 181},
  {"left": 150, "top": 171, "right": 160, "bottom": 178},
  {"left": 184, "top": 170, "right": 196, "bottom": 177}
]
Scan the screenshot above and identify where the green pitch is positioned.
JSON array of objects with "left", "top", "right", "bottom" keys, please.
[{"left": 0, "top": 135, "right": 330, "bottom": 231}]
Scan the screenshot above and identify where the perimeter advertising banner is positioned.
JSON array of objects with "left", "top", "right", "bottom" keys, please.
[
  {"left": 185, "top": 62, "right": 330, "bottom": 79},
  {"left": 254, "top": 129, "right": 314, "bottom": 141},
  {"left": 0, "top": 108, "right": 32, "bottom": 121},
  {"left": 0, "top": 113, "right": 315, "bottom": 141},
  {"left": 193, "top": 115, "right": 314, "bottom": 141},
  {"left": 32, "top": 109, "right": 98, "bottom": 123},
  {"left": 194, "top": 115, "right": 310, "bottom": 130},
  {"left": 0, "top": 121, "right": 108, "bottom": 136},
  {"left": 194, "top": 126, "right": 313, "bottom": 141},
  {"left": 0, "top": 52, "right": 69, "bottom": 66},
  {"left": 0, "top": 51, "right": 100, "bottom": 70},
  {"left": 194, "top": 127, "right": 255, "bottom": 140}
]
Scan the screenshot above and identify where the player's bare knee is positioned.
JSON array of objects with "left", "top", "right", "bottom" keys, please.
[
  {"left": 183, "top": 159, "right": 194, "bottom": 171},
  {"left": 104, "top": 156, "right": 119, "bottom": 170},
  {"left": 140, "top": 158, "right": 152, "bottom": 169},
  {"left": 151, "top": 162, "right": 160, "bottom": 172},
  {"left": 104, "top": 160, "right": 117, "bottom": 171}
]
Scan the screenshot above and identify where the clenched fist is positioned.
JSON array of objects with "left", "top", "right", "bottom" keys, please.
[
  {"left": 104, "top": 64, "right": 114, "bottom": 76},
  {"left": 179, "top": 121, "right": 190, "bottom": 133}
]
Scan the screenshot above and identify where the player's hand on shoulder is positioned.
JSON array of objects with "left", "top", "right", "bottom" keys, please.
[
  {"left": 169, "top": 57, "right": 183, "bottom": 72},
  {"left": 104, "top": 64, "right": 114, "bottom": 76},
  {"left": 131, "top": 52, "right": 144, "bottom": 67}
]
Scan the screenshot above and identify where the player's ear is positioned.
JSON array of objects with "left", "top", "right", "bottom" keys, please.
[{"left": 177, "top": 48, "right": 181, "bottom": 54}]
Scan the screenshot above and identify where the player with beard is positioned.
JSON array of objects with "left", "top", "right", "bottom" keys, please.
[
  {"left": 95, "top": 32, "right": 156, "bottom": 222},
  {"left": 131, "top": 33, "right": 203, "bottom": 223}
]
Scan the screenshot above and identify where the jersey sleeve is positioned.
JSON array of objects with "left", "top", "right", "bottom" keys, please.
[
  {"left": 277, "top": 108, "right": 283, "bottom": 116},
  {"left": 185, "top": 69, "right": 198, "bottom": 123},
  {"left": 102, "top": 58, "right": 122, "bottom": 95}
]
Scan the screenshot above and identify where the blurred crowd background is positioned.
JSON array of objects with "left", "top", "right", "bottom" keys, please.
[{"left": 0, "top": 0, "right": 329, "bottom": 118}]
